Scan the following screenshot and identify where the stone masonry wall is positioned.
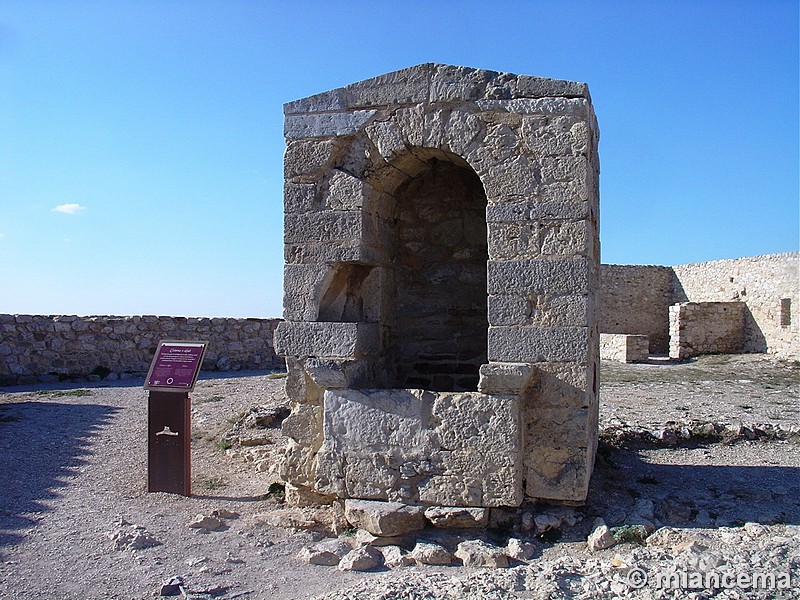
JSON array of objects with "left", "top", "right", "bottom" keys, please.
[
  {"left": 599, "top": 265, "right": 673, "bottom": 353},
  {"left": 600, "top": 254, "right": 799, "bottom": 357},
  {"left": 672, "top": 253, "right": 799, "bottom": 355},
  {"left": 0, "top": 315, "right": 283, "bottom": 385},
  {"left": 668, "top": 302, "right": 746, "bottom": 359},
  {"left": 276, "top": 63, "right": 601, "bottom": 507}
]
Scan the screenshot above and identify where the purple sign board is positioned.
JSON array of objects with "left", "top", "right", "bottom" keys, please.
[{"left": 144, "top": 340, "right": 208, "bottom": 392}]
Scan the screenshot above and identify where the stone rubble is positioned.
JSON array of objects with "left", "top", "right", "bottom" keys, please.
[
  {"left": 309, "top": 523, "right": 800, "bottom": 600},
  {"left": 108, "top": 519, "right": 161, "bottom": 551}
]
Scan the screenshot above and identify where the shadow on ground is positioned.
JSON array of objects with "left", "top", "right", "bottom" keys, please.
[
  {"left": 587, "top": 441, "right": 800, "bottom": 529},
  {"left": 0, "top": 401, "right": 120, "bottom": 558}
]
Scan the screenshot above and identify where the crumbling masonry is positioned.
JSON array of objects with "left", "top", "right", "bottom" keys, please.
[{"left": 275, "top": 64, "right": 601, "bottom": 507}]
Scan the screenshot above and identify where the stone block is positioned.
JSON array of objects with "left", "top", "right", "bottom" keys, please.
[
  {"left": 477, "top": 362, "right": 534, "bottom": 394},
  {"left": 343, "top": 499, "right": 425, "bottom": 537},
  {"left": 344, "top": 65, "right": 432, "bottom": 108},
  {"left": 487, "top": 294, "right": 531, "bottom": 326},
  {"left": 515, "top": 75, "right": 589, "bottom": 99},
  {"left": 444, "top": 110, "right": 484, "bottom": 155},
  {"left": 487, "top": 258, "right": 588, "bottom": 295},
  {"left": 284, "top": 110, "right": 377, "bottom": 140},
  {"left": 488, "top": 326, "right": 588, "bottom": 363},
  {"left": 599, "top": 334, "right": 649, "bottom": 363},
  {"left": 283, "top": 182, "right": 317, "bottom": 213},
  {"left": 284, "top": 210, "right": 369, "bottom": 245},
  {"left": 365, "top": 120, "right": 406, "bottom": 162},
  {"left": 323, "top": 169, "right": 374, "bottom": 210},
  {"left": 476, "top": 97, "right": 590, "bottom": 116},
  {"left": 282, "top": 264, "right": 332, "bottom": 321},
  {"left": 539, "top": 220, "right": 588, "bottom": 256},
  {"left": 454, "top": 539, "right": 509, "bottom": 568},
  {"left": 487, "top": 222, "right": 540, "bottom": 260},
  {"left": 524, "top": 445, "right": 592, "bottom": 502},
  {"left": 284, "top": 139, "right": 340, "bottom": 181},
  {"left": 315, "top": 389, "right": 521, "bottom": 507},
  {"left": 410, "top": 541, "right": 453, "bottom": 565},
  {"left": 274, "top": 322, "right": 381, "bottom": 358}
]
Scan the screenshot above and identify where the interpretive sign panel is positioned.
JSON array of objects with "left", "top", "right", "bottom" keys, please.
[{"left": 144, "top": 340, "right": 208, "bottom": 392}]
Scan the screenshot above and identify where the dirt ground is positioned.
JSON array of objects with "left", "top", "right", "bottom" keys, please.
[{"left": 0, "top": 354, "right": 798, "bottom": 599}]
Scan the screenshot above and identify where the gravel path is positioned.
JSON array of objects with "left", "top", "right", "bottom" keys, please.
[{"left": 0, "top": 355, "right": 797, "bottom": 599}]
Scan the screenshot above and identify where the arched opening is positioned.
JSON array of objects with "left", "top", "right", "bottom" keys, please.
[{"left": 388, "top": 156, "right": 488, "bottom": 391}]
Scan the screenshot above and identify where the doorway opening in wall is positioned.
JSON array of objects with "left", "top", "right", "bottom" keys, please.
[
  {"left": 389, "top": 156, "right": 488, "bottom": 392},
  {"left": 780, "top": 298, "right": 791, "bottom": 327}
]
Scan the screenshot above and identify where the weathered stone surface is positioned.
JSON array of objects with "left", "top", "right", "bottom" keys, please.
[
  {"left": 316, "top": 389, "right": 521, "bottom": 506},
  {"left": 379, "top": 545, "right": 415, "bottom": 568},
  {"left": 343, "top": 500, "right": 425, "bottom": 537},
  {"left": 284, "top": 139, "right": 340, "bottom": 181},
  {"left": 505, "top": 538, "right": 538, "bottom": 561},
  {"left": 337, "top": 546, "right": 383, "bottom": 571},
  {"left": 285, "top": 110, "right": 376, "bottom": 140},
  {"left": 424, "top": 507, "right": 489, "bottom": 528},
  {"left": 297, "top": 539, "right": 353, "bottom": 566},
  {"left": 525, "top": 445, "right": 592, "bottom": 502},
  {"left": 410, "top": 541, "right": 453, "bottom": 565},
  {"left": 587, "top": 519, "right": 616, "bottom": 551},
  {"left": 187, "top": 514, "right": 223, "bottom": 531},
  {"left": 455, "top": 539, "right": 509, "bottom": 568},
  {"left": 477, "top": 362, "right": 534, "bottom": 394},
  {"left": 600, "top": 333, "right": 649, "bottom": 363},
  {"left": 488, "top": 326, "right": 589, "bottom": 363},
  {"left": 353, "top": 529, "right": 408, "bottom": 548},
  {"left": 282, "top": 264, "right": 332, "bottom": 321},
  {"left": 284, "top": 483, "right": 334, "bottom": 508},
  {"left": 487, "top": 259, "right": 588, "bottom": 295},
  {"left": 273, "top": 322, "right": 381, "bottom": 359}
]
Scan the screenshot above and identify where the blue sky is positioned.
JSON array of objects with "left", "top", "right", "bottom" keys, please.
[{"left": 0, "top": 1, "right": 797, "bottom": 318}]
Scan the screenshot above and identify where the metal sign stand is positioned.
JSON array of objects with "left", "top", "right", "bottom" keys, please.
[
  {"left": 144, "top": 340, "right": 208, "bottom": 496},
  {"left": 147, "top": 391, "right": 192, "bottom": 495}
]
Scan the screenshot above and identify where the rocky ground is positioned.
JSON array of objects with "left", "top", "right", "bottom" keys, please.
[{"left": 0, "top": 354, "right": 798, "bottom": 599}]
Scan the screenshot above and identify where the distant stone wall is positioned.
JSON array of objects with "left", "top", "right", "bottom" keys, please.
[
  {"left": 0, "top": 315, "right": 284, "bottom": 385},
  {"left": 668, "top": 302, "right": 746, "bottom": 359},
  {"left": 599, "top": 265, "right": 673, "bottom": 353},
  {"left": 600, "top": 254, "right": 799, "bottom": 357},
  {"left": 672, "top": 253, "right": 799, "bottom": 355}
]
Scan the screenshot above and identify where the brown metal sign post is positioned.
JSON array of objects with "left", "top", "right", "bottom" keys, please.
[{"left": 144, "top": 340, "right": 208, "bottom": 496}]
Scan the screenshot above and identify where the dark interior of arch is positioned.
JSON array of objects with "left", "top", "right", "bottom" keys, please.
[{"left": 389, "top": 158, "right": 488, "bottom": 392}]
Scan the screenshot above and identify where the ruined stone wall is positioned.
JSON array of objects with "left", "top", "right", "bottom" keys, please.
[
  {"left": 672, "top": 253, "right": 799, "bottom": 355},
  {"left": 0, "top": 315, "right": 283, "bottom": 385},
  {"left": 668, "top": 302, "right": 746, "bottom": 359},
  {"left": 599, "top": 265, "right": 673, "bottom": 353}
]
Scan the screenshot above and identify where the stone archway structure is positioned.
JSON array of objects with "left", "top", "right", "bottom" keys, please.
[{"left": 275, "top": 63, "right": 600, "bottom": 507}]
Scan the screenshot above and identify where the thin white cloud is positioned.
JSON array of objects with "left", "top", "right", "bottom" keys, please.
[
  {"left": 0, "top": 233, "right": 5, "bottom": 240},
  {"left": 52, "top": 203, "right": 87, "bottom": 215}
]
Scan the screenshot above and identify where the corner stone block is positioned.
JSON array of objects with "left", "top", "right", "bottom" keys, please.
[
  {"left": 524, "top": 446, "right": 592, "bottom": 502},
  {"left": 488, "top": 326, "right": 588, "bottom": 363},
  {"left": 274, "top": 322, "right": 381, "bottom": 359},
  {"left": 282, "top": 264, "right": 333, "bottom": 321},
  {"left": 284, "top": 211, "right": 368, "bottom": 245},
  {"left": 284, "top": 139, "right": 340, "bottom": 182},
  {"left": 284, "top": 110, "right": 377, "bottom": 140}
]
